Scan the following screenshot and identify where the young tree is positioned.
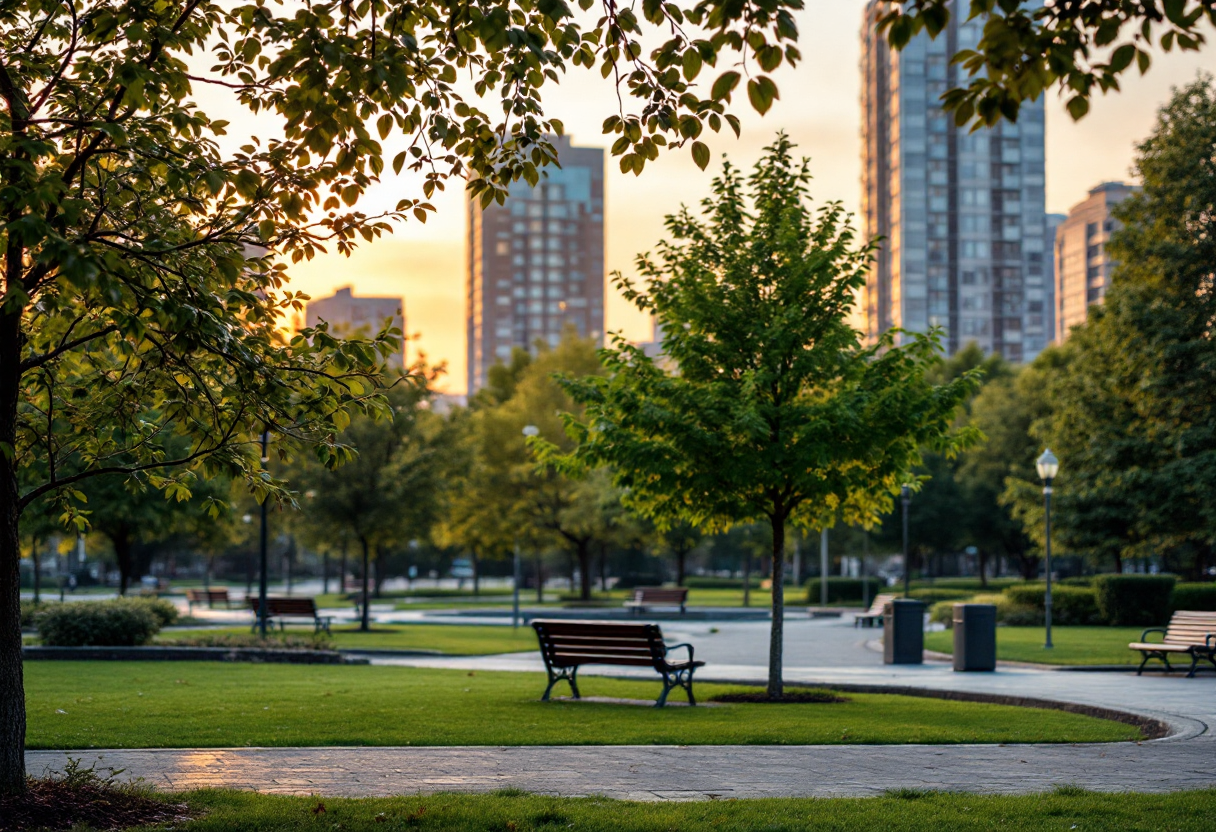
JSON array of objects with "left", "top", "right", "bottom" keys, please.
[
  {"left": 551, "top": 137, "right": 978, "bottom": 698},
  {"left": 0, "top": 0, "right": 802, "bottom": 790}
]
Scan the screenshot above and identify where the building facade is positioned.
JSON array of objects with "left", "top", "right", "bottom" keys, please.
[
  {"left": 305, "top": 286, "right": 405, "bottom": 368},
  {"left": 861, "top": 2, "right": 1049, "bottom": 362},
  {"left": 1053, "top": 182, "right": 1136, "bottom": 342},
  {"left": 466, "top": 136, "right": 605, "bottom": 397}
]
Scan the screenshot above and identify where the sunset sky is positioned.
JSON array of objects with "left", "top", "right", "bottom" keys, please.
[{"left": 267, "top": 1, "right": 1214, "bottom": 393}]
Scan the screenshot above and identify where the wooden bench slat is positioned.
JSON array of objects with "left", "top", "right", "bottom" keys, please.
[{"left": 1130, "top": 611, "right": 1216, "bottom": 677}]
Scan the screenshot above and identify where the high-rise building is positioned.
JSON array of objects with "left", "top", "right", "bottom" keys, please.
[
  {"left": 1053, "top": 181, "right": 1137, "bottom": 342},
  {"left": 305, "top": 286, "right": 406, "bottom": 368},
  {"left": 1044, "top": 212, "right": 1066, "bottom": 344},
  {"left": 466, "top": 136, "right": 605, "bottom": 397},
  {"left": 861, "top": 2, "right": 1049, "bottom": 362}
]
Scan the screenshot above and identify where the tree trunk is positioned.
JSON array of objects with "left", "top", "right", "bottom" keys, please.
[
  {"left": 742, "top": 551, "right": 751, "bottom": 607},
  {"left": 767, "top": 516, "right": 785, "bottom": 700},
  {"left": 1114, "top": 552, "right": 1124, "bottom": 574},
  {"left": 534, "top": 553, "right": 543, "bottom": 603},
  {"left": 339, "top": 539, "right": 348, "bottom": 594},
  {"left": 359, "top": 537, "right": 371, "bottom": 632},
  {"left": 675, "top": 547, "right": 687, "bottom": 587},
  {"left": 1, "top": 308, "right": 27, "bottom": 792},
  {"left": 472, "top": 550, "right": 480, "bottom": 597},
  {"left": 599, "top": 542, "right": 608, "bottom": 592},
  {"left": 321, "top": 549, "right": 329, "bottom": 596},
  {"left": 113, "top": 531, "right": 133, "bottom": 596},
  {"left": 578, "top": 541, "right": 593, "bottom": 601},
  {"left": 373, "top": 545, "right": 385, "bottom": 598},
  {"left": 31, "top": 547, "right": 40, "bottom": 606},
  {"left": 978, "top": 549, "right": 989, "bottom": 589}
]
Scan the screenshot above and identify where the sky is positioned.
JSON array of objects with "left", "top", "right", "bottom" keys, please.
[{"left": 267, "top": 1, "right": 1215, "bottom": 393}]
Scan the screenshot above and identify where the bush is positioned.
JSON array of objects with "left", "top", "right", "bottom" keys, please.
[
  {"left": 613, "top": 572, "right": 667, "bottom": 590},
  {"left": 910, "top": 577, "right": 1022, "bottom": 592},
  {"left": 129, "top": 596, "right": 179, "bottom": 628},
  {"left": 37, "top": 599, "right": 161, "bottom": 647},
  {"left": 20, "top": 600, "right": 48, "bottom": 629},
  {"left": 908, "top": 588, "right": 973, "bottom": 605},
  {"left": 1002, "top": 584, "right": 1101, "bottom": 625},
  {"left": 805, "top": 578, "right": 883, "bottom": 604},
  {"left": 1093, "top": 574, "right": 1176, "bottom": 626},
  {"left": 1170, "top": 582, "right": 1216, "bottom": 613},
  {"left": 930, "top": 594, "right": 1015, "bottom": 628},
  {"left": 682, "top": 576, "right": 761, "bottom": 589}
]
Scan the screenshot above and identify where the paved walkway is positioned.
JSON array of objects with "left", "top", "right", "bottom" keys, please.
[{"left": 25, "top": 617, "right": 1216, "bottom": 800}]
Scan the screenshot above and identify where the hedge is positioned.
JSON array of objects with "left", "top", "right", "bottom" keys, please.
[
  {"left": 36, "top": 598, "right": 161, "bottom": 647},
  {"left": 805, "top": 577, "right": 884, "bottom": 604},
  {"left": 1001, "top": 584, "right": 1102, "bottom": 626},
  {"left": 1093, "top": 574, "right": 1176, "bottom": 626},
  {"left": 1170, "top": 582, "right": 1216, "bottom": 613},
  {"left": 682, "top": 576, "right": 762, "bottom": 589},
  {"left": 908, "top": 588, "right": 973, "bottom": 605},
  {"left": 929, "top": 593, "right": 1011, "bottom": 628}
]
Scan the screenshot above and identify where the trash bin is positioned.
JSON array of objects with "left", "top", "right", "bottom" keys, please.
[
  {"left": 953, "top": 603, "right": 997, "bottom": 672},
  {"left": 883, "top": 599, "right": 925, "bottom": 665}
]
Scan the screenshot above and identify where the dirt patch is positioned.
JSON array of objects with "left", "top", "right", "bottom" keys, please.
[
  {"left": 0, "top": 776, "right": 192, "bottom": 832},
  {"left": 709, "top": 689, "right": 850, "bottom": 704}
]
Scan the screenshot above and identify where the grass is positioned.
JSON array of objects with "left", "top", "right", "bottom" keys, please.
[
  {"left": 158, "top": 623, "right": 539, "bottom": 654},
  {"left": 24, "top": 662, "right": 1140, "bottom": 749},
  {"left": 135, "top": 788, "right": 1216, "bottom": 832},
  {"left": 925, "top": 626, "right": 1146, "bottom": 666}
]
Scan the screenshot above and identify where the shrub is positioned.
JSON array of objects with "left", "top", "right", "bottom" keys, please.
[
  {"left": 1170, "top": 582, "right": 1216, "bottom": 613},
  {"left": 910, "top": 577, "right": 1022, "bottom": 592},
  {"left": 613, "top": 572, "right": 666, "bottom": 590},
  {"left": 159, "top": 632, "right": 333, "bottom": 651},
  {"left": 682, "top": 576, "right": 761, "bottom": 589},
  {"left": 20, "top": 600, "right": 49, "bottom": 629},
  {"left": 930, "top": 593, "right": 1014, "bottom": 628},
  {"left": 804, "top": 578, "right": 883, "bottom": 604},
  {"left": 1002, "top": 584, "right": 1101, "bottom": 625},
  {"left": 908, "top": 588, "right": 972, "bottom": 605},
  {"left": 1093, "top": 574, "right": 1176, "bottom": 626},
  {"left": 37, "top": 599, "right": 161, "bottom": 647},
  {"left": 128, "top": 596, "right": 179, "bottom": 628}
]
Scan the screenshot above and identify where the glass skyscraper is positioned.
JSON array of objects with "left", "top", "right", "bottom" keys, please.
[
  {"left": 465, "top": 136, "right": 605, "bottom": 396},
  {"left": 861, "top": 2, "right": 1049, "bottom": 362}
]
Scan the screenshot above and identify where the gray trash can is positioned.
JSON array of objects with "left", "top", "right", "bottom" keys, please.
[
  {"left": 883, "top": 599, "right": 925, "bottom": 664},
  {"left": 953, "top": 603, "right": 997, "bottom": 672}
]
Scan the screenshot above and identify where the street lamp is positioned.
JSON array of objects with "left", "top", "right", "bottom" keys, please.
[
  {"left": 1036, "top": 448, "right": 1059, "bottom": 650},
  {"left": 517, "top": 425, "right": 540, "bottom": 628},
  {"left": 901, "top": 484, "right": 912, "bottom": 599}
]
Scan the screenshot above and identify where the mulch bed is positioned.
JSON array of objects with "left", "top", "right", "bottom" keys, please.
[
  {"left": 709, "top": 689, "right": 850, "bottom": 704},
  {"left": 0, "top": 778, "right": 192, "bottom": 832}
]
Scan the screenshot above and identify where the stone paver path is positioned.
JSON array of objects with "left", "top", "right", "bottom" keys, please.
[{"left": 25, "top": 617, "right": 1216, "bottom": 800}]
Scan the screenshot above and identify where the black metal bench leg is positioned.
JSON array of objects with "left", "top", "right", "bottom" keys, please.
[
  {"left": 568, "top": 667, "right": 581, "bottom": 699},
  {"left": 1186, "top": 652, "right": 1199, "bottom": 678},
  {"left": 541, "top": 671, "right": 561, "bottom": 702},
  {"left": 655, "top": 673, "right": 674, "bottom": 708},
  {"left": 541, "top": 667, "right": 579, "bottom": 701},
  {"left": 1137, "top": 653, "right": 1149, "bottom": 675},
  {"left": 684, "top": 667, "right": 697, "bottom": 706}
]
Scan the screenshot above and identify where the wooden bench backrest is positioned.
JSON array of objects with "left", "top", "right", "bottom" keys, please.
[
  {"left": 1163, "top": 611, "right": 1216, "bottom": 646},
  {"left": 186, "top": 588, "right": 229, "bottom": 601},
  {"left": 246, "top": 597, "right": 319, "bottom": 616},
  {"left": 632, "top": 587, "right": 688, "bottom": 604},
  {"left": 865, "top": 594, "right": 897, "bottom": 615},
  {"left": 532, "top": 619, "right": 666, "bottom": 669}
]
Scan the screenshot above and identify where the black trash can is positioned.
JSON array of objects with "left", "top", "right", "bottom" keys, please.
[
  {"left": 953, "top": 603, "right": 997, "bottom": 672},
  {"left": 883, "top": 599, "right": 925, "bottom": 665}
]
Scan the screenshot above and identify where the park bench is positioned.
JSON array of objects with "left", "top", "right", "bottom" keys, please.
[
  {"left": 853, "top": 593, "right": 898, "bottom": 628},
  {"left": 185, "top": 588, "right": 232, "bottom": 612},
  {"left": 1128, "top": 610, "right": 1216, "bottom": 677},
  {"left": 623, "top": 587, "right": 688, "bottom": 616},
  {"left": 246, "top": 596, "right": 334, "bottom": 635},
  {"left": 531, "top": 619, "right": 704, "bottom": 707}
]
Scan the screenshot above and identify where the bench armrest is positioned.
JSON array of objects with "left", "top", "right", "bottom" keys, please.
[
  {"left": 1138, "top": 627, "right": 1167, "bottom": 642},
  {"left": 664, "top": 642, "right": 695, "bottom": 664},
  {"left": 1207, "top": 633, "right": 1216, "bottom": 649}
]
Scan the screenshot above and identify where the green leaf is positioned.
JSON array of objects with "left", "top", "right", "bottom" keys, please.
[
  {"left": 711, "top": 71, "right": 741, "bottom": 100},
  {"left": 691, "top": 140, "right": 710, "bottom": 170},
  {"left": 1066, "top": 95, "right": 1090, "bottom": 121}
]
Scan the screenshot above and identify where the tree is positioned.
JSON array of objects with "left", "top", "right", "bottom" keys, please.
[
  {"left": 80, "top": 473, "right": 176, "bottom": 595},
  {"left": 552, "top": 137, "right": 978, "bottom": 698},
  {"left": 877, "top": 1, "right": 1216, "bottom": 126},
  {"left": 659, "top": 520, "right": 703, "bottom": 587},
  {"left": 0, "top": 0, "right": 801, "bottom": 790},
  {"left": 294, "top": 371, "right": 444, "bottom": 630},
  {"left": 1006, "top": 77, "right": 1216, "bottom": 579}
]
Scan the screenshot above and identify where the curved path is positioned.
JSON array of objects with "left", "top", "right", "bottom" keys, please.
[{"left": 25, "top": 618, "right": 1216, "bottom": 800}]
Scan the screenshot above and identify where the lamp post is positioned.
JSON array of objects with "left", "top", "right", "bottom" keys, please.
[
  {"left": 519, "top": 425, "right": 539, "bottom": 628},
  {"left": 256, "top": 429, "right": 271, "bottom": 639},
  {"left": 901, "top": 484, "right": 912, "bottom": 599},
  {"left": 1036, "top": 449, "right": 1059, "bottom": 650}
]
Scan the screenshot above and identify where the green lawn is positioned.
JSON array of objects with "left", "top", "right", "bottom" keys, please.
[
  {"left": 158, "top": 623, "right": 539, "bottom": 654},
  {"left": 24, "top": 663, "right": 1140, "bottom": 749},
  {"left": 138, "top": 788, "right": 1216, "bottom": 832},
  {"left": 925, "top": 626, "right": 1146, "bottom": 666}
]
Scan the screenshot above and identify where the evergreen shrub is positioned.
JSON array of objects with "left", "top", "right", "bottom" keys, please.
[
  {"left": 682, "top": 576, "right": 761, "bottom": 589},
  {"left": 805, "top": 577, "right": 883, "bottom": 604},
  {"left": 1093, "top": 574, "right": 1176, "bottom": 626},
  {"left": 1002, "top": 584, "right": 1101, "bottom": 625},
  {"left": 1170, "top": 582, "right": 1216, "bottom": 613},
  {"left": 908, "top": 588, "right": 972, "bottom": 604},
  {"left": 37, "top": 599, "right": 161, "bottom": 646}
]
